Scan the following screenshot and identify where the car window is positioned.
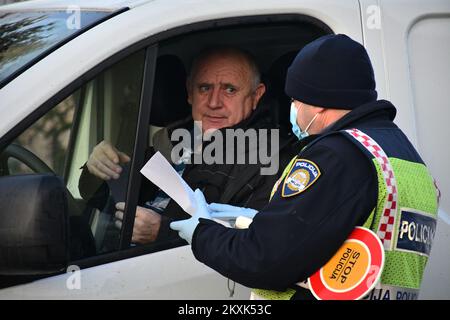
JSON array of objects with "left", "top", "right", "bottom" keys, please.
[
  {"left": 0, "top": 49, "right": 145, "bottom": 261},
  {"left": 0, "top": 10, "right": 114, "bottom": 88}
]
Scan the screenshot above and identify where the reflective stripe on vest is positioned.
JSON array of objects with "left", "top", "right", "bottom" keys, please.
[{"left": 345, "top": 129, "right": 399, "bottom": 250}]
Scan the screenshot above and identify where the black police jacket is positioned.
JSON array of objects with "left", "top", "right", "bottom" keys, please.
[{"left": 192, "top": 100, "right": 398, "bottom": 297}]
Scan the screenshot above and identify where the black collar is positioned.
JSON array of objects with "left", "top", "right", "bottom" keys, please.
[{"left": 322, "top": 100, "right": 397, "bottom": 134}]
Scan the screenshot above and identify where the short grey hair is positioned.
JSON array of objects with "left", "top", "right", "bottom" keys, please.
[{"left": 187, "top": 46, "right": 262, "bottom": 92}]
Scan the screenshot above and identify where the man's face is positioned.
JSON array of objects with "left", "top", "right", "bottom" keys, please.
[{"left": 188, "top": 53, "right": 265, "bottom": 132}]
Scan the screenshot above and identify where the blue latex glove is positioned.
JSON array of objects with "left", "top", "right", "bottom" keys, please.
[
  {"left": 170, "top": 189, "right": 212, "bottom": 244},
  {"left": 208, "top": 203, "right": 258, "bottom": 220}
]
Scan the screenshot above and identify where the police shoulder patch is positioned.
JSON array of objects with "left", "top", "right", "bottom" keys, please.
[{"left": 282, "top": 159, "right": 321, "bottom": 198}]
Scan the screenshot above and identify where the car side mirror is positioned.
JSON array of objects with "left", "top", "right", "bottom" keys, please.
[{"left": 0, "top": 174, "right": 69, "bottom": 276}]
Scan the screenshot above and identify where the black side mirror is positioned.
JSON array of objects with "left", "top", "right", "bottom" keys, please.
[{"left": 0, "top": 174, "right": 69, "bottom": 275}]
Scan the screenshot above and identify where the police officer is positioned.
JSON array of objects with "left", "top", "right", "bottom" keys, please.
[{"left": 170, "top": 34, "right": 439, "bottom": 300}]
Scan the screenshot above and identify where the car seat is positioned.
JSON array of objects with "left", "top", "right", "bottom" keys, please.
[{"left": 265, "top": 51, "right": 298, "bottom": 130}]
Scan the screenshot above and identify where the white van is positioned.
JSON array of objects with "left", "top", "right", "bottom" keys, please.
[{"left": 0, "top": 0, "right": 448, "bottom": 299}]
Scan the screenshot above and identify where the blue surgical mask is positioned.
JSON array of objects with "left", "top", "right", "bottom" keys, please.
[
  {"left": 290, "top": 102, "right": 319, "bottom": 141},
  {"left": 290, "top": 102, "right": 303, "bottom": 140}
]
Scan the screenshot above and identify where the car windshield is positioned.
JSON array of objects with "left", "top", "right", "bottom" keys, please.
[{"left": 0, "top": 11, "right": 112, "bottom": 87}]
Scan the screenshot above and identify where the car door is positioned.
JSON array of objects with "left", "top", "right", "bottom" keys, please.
[
  {"left": 0, "top": 11, "right": 249, "bottom": 300},
  {"left": 0, "top": 46, "right": 152, "bottom": 297},
  {"left": 0, "top": 40, "right": 246, "bottom": 299}
]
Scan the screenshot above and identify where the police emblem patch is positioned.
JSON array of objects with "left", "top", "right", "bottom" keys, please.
[{"left": 282, "top": 159, "right": 321, "bottom": 197}]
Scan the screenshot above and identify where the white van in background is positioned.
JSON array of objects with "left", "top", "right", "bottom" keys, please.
[{"left": 0, "top": 0, "right": 448, "bottom": 299}]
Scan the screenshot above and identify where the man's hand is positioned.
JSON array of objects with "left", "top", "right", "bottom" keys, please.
[
  {"left": 86, "top": 140, "right": 131, "bottom": 180},
  {"left": 115, "top": 203, "right": 162, "bottom": 244}
]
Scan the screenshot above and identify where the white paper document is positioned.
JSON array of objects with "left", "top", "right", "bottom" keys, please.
[
  {"left": 140, "top": 152, "right": 197, "bottom": 216},
  {"left": 140, "top": 152, "right": 233, "bottom": 227}
]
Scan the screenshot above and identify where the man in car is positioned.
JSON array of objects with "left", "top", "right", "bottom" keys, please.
[{"left": 79, "top": 47, "right": 295, "bottom": 245}]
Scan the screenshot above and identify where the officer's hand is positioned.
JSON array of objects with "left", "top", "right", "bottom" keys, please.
[
  {"left": 208, "top": 203, "right": 258, "bottom": 220},
  {"left": 114, "top": 203, "right": 162, "bottom": 244},
  {"left": 170, "top": 189, "right": 212, "bottom": 244},
  {"left": 86, "top": 140, "right": 131, "bottom": 180}
]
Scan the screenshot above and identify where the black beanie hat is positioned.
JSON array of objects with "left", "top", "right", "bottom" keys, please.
[{"left": 285, "top": 34, "right": 377, "bottom": 109}]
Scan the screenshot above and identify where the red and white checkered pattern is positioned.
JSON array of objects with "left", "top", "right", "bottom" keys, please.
[{"left": 346, "top": 128, "right": 398, "bottom": 250}]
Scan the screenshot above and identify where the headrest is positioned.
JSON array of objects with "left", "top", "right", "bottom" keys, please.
[
  {"left": 268, "top": 51, "right": 297, "bottom": 99},
  {"left": 149, "top": 55, "right": 191, "bottom": 126},
  {"left": 267, "top": 51, "right": 298, "bottom": 127}
]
